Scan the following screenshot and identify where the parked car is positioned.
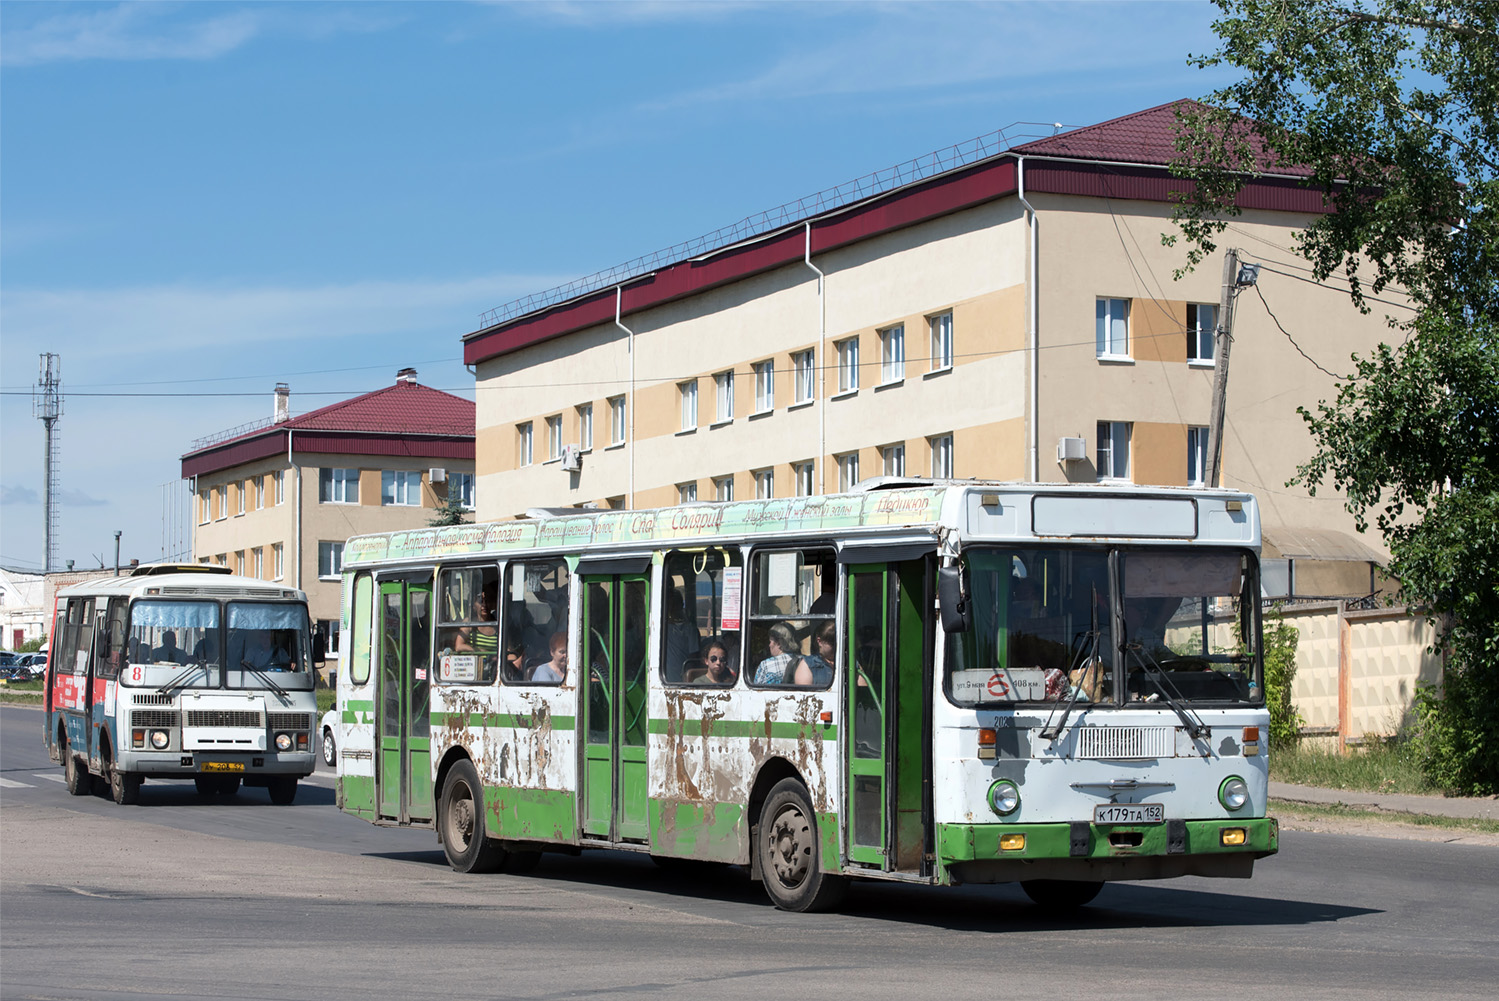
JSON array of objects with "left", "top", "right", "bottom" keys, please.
[
  {"left": 320, "top": 708, "right": 338, "bottom": 767},
  {"left": 0, "top": 652, "right": 17, "bottom": 668},
  {"left": 20, "top": 652, "right": 47, "bottom": 669}
]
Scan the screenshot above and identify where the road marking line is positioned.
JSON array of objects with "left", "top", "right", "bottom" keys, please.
[
  {"left": 33, "top": 773, "right": 66, "bottom": 784},
  {"left": 0, "top": 777, "right": 31, "bottom": 789}
]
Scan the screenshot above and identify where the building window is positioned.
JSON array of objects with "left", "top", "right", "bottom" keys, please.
[
  {"left": 929, "top": 311, "right": 954, "bottom": 371},
  {"left": 679, "top": 380, "right": 698, "bottom": 431},
  {"left": 677, "top": 481, "right": 698, "bottom": 504},
  {"left": 214, "top": 485, "right": 227, "bottom": 520},
  {"left": 929, "top": 434, "right": 953, "bottom": 478},
  {"left": 1096, "top": 297, "right": 1131, "bottom": 358},
  {"left": 382, "top": 470, "right": 421, "bottom": 506},
  {"left": 795, "top": 461, "right": 814, "bottom": 497},
  {"left": 837, "top": 452, "right": 860, "bottom": 491},
  {"left": 836, "top": 337, "right": 860, "bottom": 392},
  {"left": 577, "top": 403, "right": 593, "bottom": 451},
  {"left": 274, "top": 470, "right": 284, "bottom": 505},
  {"left": 517, "top": 422, "right": 534, "bottom": 466},
  {"left": 319, "top": 468, "right": 359, "bottom": 504},
  {"left": 1187, "top": 303, "right": 1216, "bottom": 363},
  {"left": 255, "top": 476, "right": 265, "bottom": 510},
  {"left": 252, "top": 547, "right": 264, "bottom": 579},
  {"left": 714, "top": 475, "right": 734, "bottom": 502},
  {"left": 793, "top": 350, "right": 815, "bottom": 404},
  {"left": 236, "top": 482, "right": 246, "bottom": 516},
  {"left": 753, "top": 360, "right": 774, "bottom": 413},
  {"left": 882, "top": 443, "right": 906, "bottom": 477},
  {"left": 235, "top": 550, "right": 245, "bottom": 575},
  {"left": 879, "top": 324, "right": 905, "bottom": 383},
  {"left": 546, "top": 415, "right": 563, "bottom": 460},
  {"left": 1097, "top": 421, "right": 1132, "bottom": 480},
  {"left": 272, "top": 543, "right": 283, "bottom": 579},
  {"left": 451, "top": 471, "right": 476, "bottom": 510},
  {"left": 215, "top": 554, "right": 226, "bottom": 566},
  {"left": 714, "top": 371, "right": 734, "bottom": 423},
  {"left": 199, "top": 490, "right": 211, "bottom": 525},
  {"left": 318, "top": 541, "right": 344, "bottom": 579},
  {"left": 609, "top": 396, "right": 626, "bottom": 445},
  {"left": 754, "top": 468, "right": 774, "bottom": 499},
  {"left": 1188, "top": 426, "right": 1209, "bottom": 487}
]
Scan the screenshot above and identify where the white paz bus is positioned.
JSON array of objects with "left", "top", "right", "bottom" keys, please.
[
  {"left": 332, "top": 481, "right": 1276, "bottom": 911},
  {"left": 44, "top": 564, "right": 318, "bottom": 804}
]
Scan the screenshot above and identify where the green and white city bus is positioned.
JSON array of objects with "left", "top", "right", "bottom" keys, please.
[{"left": 333, "top": 480, "right": 1276, "bottom": 911}]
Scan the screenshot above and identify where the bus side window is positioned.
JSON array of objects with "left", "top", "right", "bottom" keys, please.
[
  {"left": 97, "top": 598, "right": 128, "bottom": 679},
  {"left": 662, "top": 547, "right": 742, "bottom": 687},
  {"left": 349, "top": 573, "right": 374, "bottom": 686},
  {"left": 504, "top": 560, "right": 570, "bottom": 685},
  {"left": 436, "top": 565, "right": 499, "bottom": 685},
  {"left": 746, "top": 549, "right": 836, "bottom": 689}
]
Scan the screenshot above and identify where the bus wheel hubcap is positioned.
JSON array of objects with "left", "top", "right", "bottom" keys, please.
[
  {"left": 451, "top": 789, "right": 474, "bottom": 847},
  {"left": 770, "top": 807, "right": 809, "bottom": 886}
]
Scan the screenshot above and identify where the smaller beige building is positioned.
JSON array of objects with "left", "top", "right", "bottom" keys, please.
[{"left": 181, "top": 370, "right": 475, "bottom": 650}]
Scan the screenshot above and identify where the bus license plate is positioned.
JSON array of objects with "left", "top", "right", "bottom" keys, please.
[
  {"left": 1094, "top": 803, "right": 1164, "bottom": 825},
  {"left": 200, "top": 762, "right": 244, "bottom": 773}
]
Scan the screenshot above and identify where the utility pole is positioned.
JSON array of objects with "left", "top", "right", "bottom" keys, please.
[
  {"left": 114, "top": 531, "right": 123, "bottom": 576},
  {"left": 32, "top": 354, "right": 63, "bottom": 571},
  {"left": 1205, "top": 250, "right": 1259, "bottom": 489}
]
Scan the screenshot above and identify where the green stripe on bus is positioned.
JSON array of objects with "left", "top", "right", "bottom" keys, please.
[
  {"left": 431, "top": 711, "right": 578, "bottom": 730},
  {"left": 483, "top": 785, "right": 576, "bottom": 843},
  {"left": 936, "top": 817, "right": 1278, "bottom": 862},
  {"left": 649, "top": 800, "right": 746, "bottom": 862},
  {"left": 648, "top": 718, "right": 838, "bottom": 741}
]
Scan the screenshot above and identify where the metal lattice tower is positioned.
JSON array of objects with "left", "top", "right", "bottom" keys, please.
[{"left": 33, "top": 354, "right": 63, "bottom": 572}]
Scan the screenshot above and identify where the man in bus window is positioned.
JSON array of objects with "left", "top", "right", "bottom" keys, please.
[{"left": 153, "top": 630, "right": 190, "bottom": 665}]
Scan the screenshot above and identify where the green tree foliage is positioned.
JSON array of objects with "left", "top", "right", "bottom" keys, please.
[
  {"left": 1171, "top": 2, "right": 1498, "bottom": 792},
  {"left": 428, "top": 494, "right": 470, "bottom": 527},
  {"left": 1262, "top": 612, "right": 1304, "bottom": 747}
]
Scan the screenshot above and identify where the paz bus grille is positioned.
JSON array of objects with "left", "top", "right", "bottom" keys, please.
[
  {"left": 133, "top": 694, "right": 175, "bottom": 706},
  {"left": 131, "top": 710, "right": 180, "bottom": 728},
  {"left": 1076, "top": 727, "right": 1175, "bottom": 760},
  {"left": 186, "top": 710, "right": 262, "bottom": 728},
  {"left": 267, "top": 712, "right": 312, "bottom": 731}
]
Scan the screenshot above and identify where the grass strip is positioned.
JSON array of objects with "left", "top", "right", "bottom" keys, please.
[{"left": 1270, "top": 797, "right": 1499, "bottom": 835}]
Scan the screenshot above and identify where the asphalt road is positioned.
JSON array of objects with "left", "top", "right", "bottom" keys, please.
[{"left": 3, "top": 703, "right": 1497, "bottom": 1000}]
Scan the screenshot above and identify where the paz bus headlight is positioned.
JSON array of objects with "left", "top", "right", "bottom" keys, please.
[
  {"left": 1219, "top": 775, "right": 1249, "bottom": 811},
  {"left": 149, "top": 730, "right": 169, "bottom": 750},
  {"left": 274, "top": 732, "right": 293, "bottom": 752},
  {"left": 988, "top": 779, "right": 1020, "bottom": 816}
]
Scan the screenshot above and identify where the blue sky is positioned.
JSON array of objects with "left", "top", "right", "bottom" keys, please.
[{"left": 0, "top": 0, "right": 1230, "bottom": 573}]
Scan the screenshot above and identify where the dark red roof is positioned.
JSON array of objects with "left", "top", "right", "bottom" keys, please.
[
  {"left": 277, "top": 380, "right": 474, "bottom": 437},
  {"left": 1013, "top": 99, "right": 1312, "bottom": 177}
]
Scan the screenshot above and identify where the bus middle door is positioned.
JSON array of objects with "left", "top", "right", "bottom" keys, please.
[
  {"left": 377, "top": 575, "right": 434, "bottom": 825},
  {"left": 580, "top": 572, "right": 651, "bottom": 843}
]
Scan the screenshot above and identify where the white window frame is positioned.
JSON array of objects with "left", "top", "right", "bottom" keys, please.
[
  {"left": 318, "top": 541, "right": 344, "bottom": 580},
  {"left": 714, "top": 475, "right": 734, "bottom": 502},
  {"left": 1096, "top": 297, "right": 1131, "bottom": 359},
  {"left": 793, "top": 350, "right": 815, "bottom": 405},
  {"left": 879, "top": 324, "right": 905, "bottom": 384},
  {"left": 882, "top": 443, "right": 906, "bottom": 477},
  {"left": 754, "top": 468, "right": 774, "bottom": 499},
  {"left": 272, "top": 543, "right": 283, "bottom": 580},
  {"left": 1188, "top": 426, "right": 1209, "bottom": 487},
  {"left": 235, "top": 550, "right": 245, "bottom": 575},
  {"left": 609, "top": 396, "right": 627, "bottom": 445},
  {"left": 677, "top": 481, "right": 698, "bottom": 504},
  {"left": 199, "top": 490, "right": 211, "bottom": 525},
  {"left": 679, "top": 380, "right": 698, "bottom": 431},
  {"left": 252, "top": 547, "right": 264, "bottom": 578},
  {"left": 838, "top": 452, "right": 860, "bottom": 492},
  {"left": 928, "top": 311, "right": 954, "bottom": 372},
  {"left": 753, "top": 360, "right": 775, "bottom": 414},
  {"left": 274, "top": 470, "right": 284, "bottom": 505},
  {"left": 794, "top": 461, "right": 814, "bottom": 497},
  {"left": 517, "top": 422, "right": 534, "bottom": 466},
  {"left": 236, "top": 481, "right": 245, "bottom": 516},
  {"left": 214, "top": 485, "right": 227, "bottom": 520},
  {"left": 714, "top": 371, "right": 734, "bottom": 424},
  {"left": 577, "top": 403, "right": 593, "bottom": 451},
  {"left": 929, "top": 433, "right": 953, "bottom": 479},
  {"left": 836, "top": 337, "right": 860, "bottom": 393},
  {"left": 381, "top": 470, "right": 421, "bottom": 506},
  {"left": 546, "top": 415, "right": 563, "bottom": 460},
  {"left": 254, "top": 476, "right": 265, "bottom": 510},
  {"left": 451, "top": 471, "right": 476, "bottom": 510},
  {"left": 319, "top": 468, "right": 359, "bottom": 505},
  {"left": 1187, "top": 303, "right": 1216, "bottom": 365},
  {"left": 1097, "top": 421, "right": 1132, "bottom": 481}
]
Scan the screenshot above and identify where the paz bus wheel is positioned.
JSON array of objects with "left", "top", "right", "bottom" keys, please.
[
  {"left": 64, "top": 740, "right": 90, "bottom": 797},
  {"left": 109, "top": 764, "right": 141, "bottom": 805},
  {"left": 440, "top": 759, "right": 505, "bottom": 873},
  {"left": 266, "top": 777, "right": 298, "bottom": 805},
  {"left": 1021, "top": 880, "right": 1104, "bottom": 912},
  {"left": 757, "top": 778, "right": 847, "bottom": 913}
]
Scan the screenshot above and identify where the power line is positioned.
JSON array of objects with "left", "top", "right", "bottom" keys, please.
[{"left": 1250, "top": 283, "right": 1349, "bottom": 380}]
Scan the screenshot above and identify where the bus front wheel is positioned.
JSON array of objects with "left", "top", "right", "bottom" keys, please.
[
  {"left": 64, "top": 739, "right": 90, "bottom": 797},
  {"left": 757, "top": 778, "right": 847, "bottom": 913},
  {"left": 1021, "top": 879, "right": 1104, "bottom": 912},
  {"left": 439, "top": 759, "right": 505, "bottom": 873},
  {"left": 267, "top": 777, "right": 298, "bottom": 805}
]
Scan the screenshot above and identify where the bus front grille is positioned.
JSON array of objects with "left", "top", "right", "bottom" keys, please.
[
  {"left": 1076, "top": 726, "right": 1174, "bottom": 760},
  {"left": 267, "top": 712, "right": 312, "bottom": 730},
  {"left": 133, "top": 694, "right": 175, "bottom": 706},
  {"left": 131, "top": 710, "right": 180, "bottom": 728},
  {"left": 186, "top": 710, "right": 262, "bottom": 728}
]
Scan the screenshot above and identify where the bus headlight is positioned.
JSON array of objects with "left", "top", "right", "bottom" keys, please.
[
  {"left": 274, "top": 732, "right": 293, "bottom": 752},
  {"left": 988, "top": 779, "right": 1020, "bottom": 816},
  {"left": 149, "top": 730, "right": 169, "bottom": 750},
  {"left": 1219, "top": 775, "right": 1249, "bottom": 811}
]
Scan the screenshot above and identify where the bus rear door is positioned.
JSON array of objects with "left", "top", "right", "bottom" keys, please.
[
  {"left": 377, "top": 574, "right": 434, "bottom": 825},
  {"left": 579, "top": 570, "right": 651, "bottom": 843}
]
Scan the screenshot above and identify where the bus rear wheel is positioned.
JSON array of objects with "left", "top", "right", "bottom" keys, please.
[
  {"left": 757, "top": 778, "right": 847, "bottom": 913},
  {"left": 1021, "top": 879, "right": 1104, "bottom": 912},
  {"left": 64, "top": 738, "right": 90, "bottom": 797},
  {"left": 440, "top": 759, "right": 505, "bottom": 873}
]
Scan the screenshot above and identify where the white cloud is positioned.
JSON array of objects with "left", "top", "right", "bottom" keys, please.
[
  {"left": 1, "top": 485, "right": 39, "bottom": 506},
  {"left": 516, "top": 0, "right": 767, "bottom": 27},
  {"left": 1, "top": 3, "right": 262, "bottom": 67}
]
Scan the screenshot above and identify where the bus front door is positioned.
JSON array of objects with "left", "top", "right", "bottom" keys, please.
[
  {"left": 846, "top": 561, "right": 930, "bottom": 873},
  {"left": 580, "top": 574, "right": 651, "bottom": 842},
  {"left": 377, "top": 577, "right": 434, "bottom": 825}
]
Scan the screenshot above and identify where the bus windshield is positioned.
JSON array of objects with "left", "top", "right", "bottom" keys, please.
[
  {"left": 125, "top": 600, "right": 222, "bottom": 689},
  {"left": 122, "top": 598, "right": 312, "bottom": 691},
  {"left": 226, "top": 602, "right": 313, "bottom": 691},
  {"left": 944, "top": 547, "right": 1260, "bottom": 707}
]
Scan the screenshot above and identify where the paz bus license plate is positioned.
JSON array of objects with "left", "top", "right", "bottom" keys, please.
[
  {"left": 1094, "top": 803, "right": 1164, "bottom": 825},
  {"left": 200, "top": 762, "right": 245, "bottom": 773}
]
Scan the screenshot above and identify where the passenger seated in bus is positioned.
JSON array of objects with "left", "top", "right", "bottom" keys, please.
[
  {"left": 502, "top": 639, "right": 526, "bottom": 683},
  {"left": 152, "top": 630, "right": 191, "bottom": 665},
  {"left": 790, "top": 620, "right": 836, "bottom": 686},
  {"left": 684, "top": 638, "right": 736, "bottom": 685},
  {"left": 193, "top": 632, "right": 219, "bottom": 665},
  {"left": 453, "top": 582, "right": 499, "bottom": 660},
  {"left": 753, "top": 622, "right": 800, "bottom": 685},
  {"left": 662, "top": 588, "right": 700, "bottom": 683},
  {"left": 531, "top": 632, "right": 567, "bottom": 683},
  {"left": 232, "top": 630, "right": 296, "bottom": 672}
]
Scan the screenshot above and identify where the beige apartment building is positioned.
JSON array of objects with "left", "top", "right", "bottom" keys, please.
[
  {"left": 181, "top": 370, "right": 476, "bottom": 646},
  {"left": 463, "top": 102, "right": 1389, "bottom": 598}
]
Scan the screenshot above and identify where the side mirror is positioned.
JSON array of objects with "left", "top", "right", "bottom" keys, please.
[{"left": 938, "top": 565, "right": 970, "bottom": 634}]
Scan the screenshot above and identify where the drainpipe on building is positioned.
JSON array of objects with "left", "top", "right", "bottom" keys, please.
[
  {"left": 615, "top": 286, "right": 635, "bottom": 508},
  {"left": 1017, "top": 156, "right": 1040, "bottom": 483},
  {"left": 287, "top": 428, "right": 302, "bottom": 590},
  {"left": 803, "top": 223, "right": 827, "bottom": 494}
]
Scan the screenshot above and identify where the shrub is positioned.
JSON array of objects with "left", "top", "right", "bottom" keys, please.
[
  {"left": 1262, "top": 611, "right": 1302, "bottom": 748},
  {"left": 1407, "top": 661, "right": 1499, "bottom": 796}
]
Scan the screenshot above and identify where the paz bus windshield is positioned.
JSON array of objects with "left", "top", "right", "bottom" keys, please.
[{"left": 123, "top": 599, "right": 313, "bottom": 691}]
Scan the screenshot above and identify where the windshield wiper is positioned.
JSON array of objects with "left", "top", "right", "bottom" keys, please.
[
  {"left": 1041, "top": 585, "right": 1103, "bottom": 742},
  {"left": 1125, "top": 643, "right": 1210, "bottom": 740},
  {"left": 242, "top": 661, "right": 289, "bottom": 698},
  {"left": 155, "top": 664, "right": 206, "bottom": 696}
]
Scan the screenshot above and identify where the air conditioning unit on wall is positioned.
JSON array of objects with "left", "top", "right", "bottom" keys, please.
[
  {"left": 429, "top": 467, "right": 447, "bottom": 483},
  {"left": 1057, "top": 437, "right": 1087, "bottom": 464},
  {"left": 560, "top": 445, "right": 583, "bottom": 473}
]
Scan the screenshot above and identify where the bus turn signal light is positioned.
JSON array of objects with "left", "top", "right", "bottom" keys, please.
[
  {"left": 999, "top": 833, "right": 1026, "bottom": 851},
  {"left": 1220, "top": 828, "right": 1247, "bottom": 846},
  {"left": 978, "top": 728, "right": 997, "bottom": 760}
]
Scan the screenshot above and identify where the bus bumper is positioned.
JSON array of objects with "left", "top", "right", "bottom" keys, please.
[
  {"left": 117, "top": 750, "right": 316, "bottom": 780},
  {"left": 936, "top": 816, "right": 1278, "bottom": 885}
]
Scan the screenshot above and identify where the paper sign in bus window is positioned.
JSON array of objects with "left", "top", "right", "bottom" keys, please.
[
  {"left": 721, "top": 567, "right": 743, "bottom": 630},
  {"left": 767, "top": 552, "right": 797, "bottom": 597},
  {"left": 440, "top": 653, "right": 477, "bottom": 683},
  {"left": 951, "top": 667, "right": 1047, "bottom": 701}
]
